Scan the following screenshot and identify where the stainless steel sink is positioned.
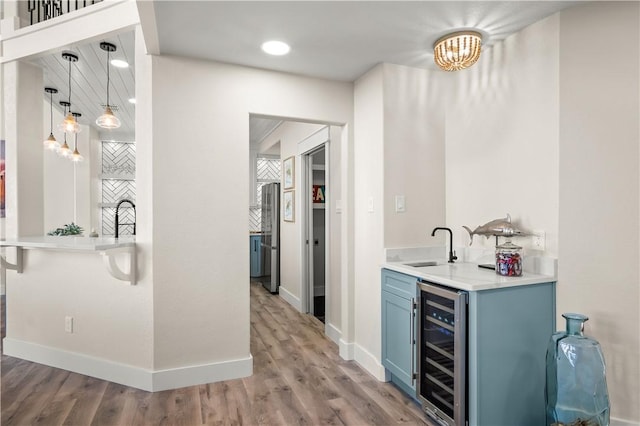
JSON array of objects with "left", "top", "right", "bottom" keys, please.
[{"left": 403, "top": 261, "right": 439, "bottom": 267}]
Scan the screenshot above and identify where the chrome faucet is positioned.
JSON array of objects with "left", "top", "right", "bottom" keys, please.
[
  {"left": 115, "top": 199, "right": 136, "bottom": 238},
  {"left": 431, "top": 227, "right": 457, "bottom": 263}
]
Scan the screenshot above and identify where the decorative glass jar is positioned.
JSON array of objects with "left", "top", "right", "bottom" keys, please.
[
  {"left": 495, "top": 241, "right": 522, "bottom": 276},
  {"left": 545, "top": 313, "right": 610, "bottom": 426}
]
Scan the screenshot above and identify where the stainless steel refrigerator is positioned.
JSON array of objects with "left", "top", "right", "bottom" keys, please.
[{"left": 260, "top": 182, "right": 280, "bottom": 293}]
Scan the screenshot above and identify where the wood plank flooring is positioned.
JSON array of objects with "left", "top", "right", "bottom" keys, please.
[{"left": 1, "top": 283, "right": 430, "bottom": 425}]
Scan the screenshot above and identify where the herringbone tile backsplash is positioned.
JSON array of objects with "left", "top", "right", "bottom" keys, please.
[
  {"left": 250, "top": 157, "right": 280, "bottom": 232},
  {"left": 102, "top": 142, "right": 136, "bottom": 236}
]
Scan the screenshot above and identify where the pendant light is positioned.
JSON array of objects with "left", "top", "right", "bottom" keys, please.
[
  {"left": 60, "top": 52, "right": 81, "bottom": 134},
  {"left": 58, "top": 101, "right": 72, "bottom": 158},
  {"left": 43, "top": 87, "right": 60, "bottom": 151},
  {"left": 70, "top": 112, "right": 83, "bottom": 162},
  {"left": 96, "top": 42, "right": 121, "bottom": 129}
]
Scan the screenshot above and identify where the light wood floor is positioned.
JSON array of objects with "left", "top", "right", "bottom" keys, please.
[{"left": 1, "top": 283, "right": 430, "bottom": 425}]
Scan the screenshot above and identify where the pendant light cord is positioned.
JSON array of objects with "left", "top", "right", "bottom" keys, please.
[
  {"left": 49, "top": 91, "right": 54, "bottom": 132},
  {"left": 67, "top": 57, "right": 72, "bottom": 107},
  {"left": 106, "top": 48, "right": 110, "bottom": 107}
]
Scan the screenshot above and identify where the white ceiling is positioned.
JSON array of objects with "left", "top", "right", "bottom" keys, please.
[
  {"left": 153, "top": 1, "right": 579, "bottom": 82},
  {"left": 32, "top": 1, "right": 581, "bottom": 143}
]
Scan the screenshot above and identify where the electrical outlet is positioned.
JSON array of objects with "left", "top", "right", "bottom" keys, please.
[
  {"left": 65, "top": 316, "right": 74, "bottom": 333},
  {"left": 532, "top": 230, "right": 546, "bottom": 251}
]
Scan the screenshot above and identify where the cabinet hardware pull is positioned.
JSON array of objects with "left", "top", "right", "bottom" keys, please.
[{"left": 410, "top": 297, "right": 416, "bottom": 385}]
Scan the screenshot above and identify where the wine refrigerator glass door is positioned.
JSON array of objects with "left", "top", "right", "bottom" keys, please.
[{"left": 417, "top": 281, "right": 467, "bottom": 426}]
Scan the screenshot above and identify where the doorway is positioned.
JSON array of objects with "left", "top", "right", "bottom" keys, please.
[{"left": 305, "top": 147, "right": 326, "bottom": 322}]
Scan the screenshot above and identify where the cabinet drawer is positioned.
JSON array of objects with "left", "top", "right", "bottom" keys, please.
[{"left": 382, "top": 269, "right": 418, "bottom": 300}]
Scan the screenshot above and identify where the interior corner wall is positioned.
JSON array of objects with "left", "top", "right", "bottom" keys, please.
[
  {"left": 444, "top": 14, "right": 560, "bottom": 257},
  {"left": 4, "top": 60, "right": 44, "bottom": 238},
  {"left": 328, "top": 125, "right": 342, "bottom": 335},
  {"left": 150, "top": 55, "right": 353, "bottom": 372},
  {"left": 353, "top": 64, "right": 385, "bottom": 377},
  {"left": 559, "top": 3, "right": 640, "bottom": 422},
  {"left": 382, "top": 63, "right": 446, "bottom": 248}
]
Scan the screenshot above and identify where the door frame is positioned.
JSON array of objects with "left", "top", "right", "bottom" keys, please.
[{"left": 298, "top": 127, "right": 330, "bottom": 322}]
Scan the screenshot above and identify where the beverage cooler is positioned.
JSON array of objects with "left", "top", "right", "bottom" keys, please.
[{"left": 417, "top": 281, "right": 468, "bottom": 426}]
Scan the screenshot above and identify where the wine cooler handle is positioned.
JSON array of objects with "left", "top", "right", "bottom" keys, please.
[{"left": 410, "top": 297, "right": 417, "bottom": 385}]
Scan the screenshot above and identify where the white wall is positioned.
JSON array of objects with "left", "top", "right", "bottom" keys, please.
[
  {"left": 353, "top": 65, "right": 386, "bottom": 376},
  {"left": 559, "top": 3, "right": 639, "bottom": 422},
  {"left": 383, "top": 63, "right": 446, "bottom": 248},
  {"left": 150, "top": 55, "right": 353, "bottom": 372},
  {"left": 328, "top": 125, "right": 342, "bottom": 336},
  {"left": 445, "top": 14, "right": 560, "bottom": 257}
]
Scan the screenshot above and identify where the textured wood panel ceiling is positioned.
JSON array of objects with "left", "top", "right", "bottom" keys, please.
[{"left": 33, "top": 31, "right": 135, "bottom": 141}]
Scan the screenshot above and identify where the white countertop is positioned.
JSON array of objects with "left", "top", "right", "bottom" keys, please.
[
  {"left": 383, "top": 261, "right": 555, "bottom": 292},
  {"left": 0, "top": 236, "right": 135, "bottom": 251}
]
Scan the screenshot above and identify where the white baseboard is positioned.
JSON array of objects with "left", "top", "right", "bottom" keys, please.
[
  {"left": 354, "top": 343, "right": 386, "bottom": 381},
  {"left": 339, "top": 338, "right": 354, "bottom": 360},
  {"left": 278, "top": 286, "right": 302, "bottom": 312},
  {"left": 612, "top": 417, "right": 640, "bottom": 426},
  {"left": 325, "top": 322, "right": 341, "bottom": 345},
  {"left": 3, "top": 337, "right": 253, "bottom": 392}
]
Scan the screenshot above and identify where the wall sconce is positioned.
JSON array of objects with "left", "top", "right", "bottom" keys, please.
[{"left": 433, "top": 31, "right": 482, "bottom": 71}]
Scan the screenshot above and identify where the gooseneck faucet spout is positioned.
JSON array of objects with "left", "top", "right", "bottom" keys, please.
[
  {"left": 431, "top": 227, "right": 457, "bottom": 263},
  {"left": 115, "top": 199, "right": 136, "bottom": 238}
]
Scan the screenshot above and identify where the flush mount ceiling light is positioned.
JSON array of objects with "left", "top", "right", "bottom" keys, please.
[
  {"left": 60, "top": 52, "right": 81, "bottom": 134},
  {"left": 128, "top": 98, "right": 136, "bottom": 104},
  {"left": 433, "top": 31, "right": 482, "bottom": 72},
  {"left": 43, "top": 87, "right": 59, "bottom": 151},
  {"left": 70, "top": 112, "right": 84, "bottom": 162},
  {"left": 96, "top": 42, "right": 121, "bottom": 129},
  {"left": 110, "top": 59, "right": 129, "bottom": 68},
  {"left": 261, "top": 40, "right": 290, "bottom": 56}
]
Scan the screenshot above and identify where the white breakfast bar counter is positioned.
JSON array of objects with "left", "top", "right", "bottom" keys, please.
[{"left": 0, "top": 236, "right": 136, "bottom": 285}]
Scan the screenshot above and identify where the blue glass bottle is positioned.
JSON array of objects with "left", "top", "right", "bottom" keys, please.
[{"left": 545, "top": 313, "right": 610, "bottom": 426}]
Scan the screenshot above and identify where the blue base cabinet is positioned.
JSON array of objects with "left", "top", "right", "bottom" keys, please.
[
  {"left": 250, "top": 235, "right": 262, "bottom": 277},
  {"left": 381, "top": 269, "right": 417, "bottom": 397},
  {"left": 382, "top": 268, "right": 556, "bottom": 425}
]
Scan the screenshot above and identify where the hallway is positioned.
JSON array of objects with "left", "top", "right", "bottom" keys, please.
[{"left": 1, "top": 283, "right": 429, "bottom": 425}]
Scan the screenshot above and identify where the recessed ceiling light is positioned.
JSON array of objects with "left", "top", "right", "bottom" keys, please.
[
  {"left": 110, "top": 59, "right": 129, "bottom": 68},
  {"left": 128, "top": 98, "right": 136, "bottom": 104},
  {"left": 261, "top": 40, "right": 290, "bottom": 56}
]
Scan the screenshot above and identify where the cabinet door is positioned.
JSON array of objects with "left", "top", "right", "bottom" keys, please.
[
  {"left": 382, "top": 290, "right": 416, "bottom": 392},
  {"left": 250, "top": 236, "right": 261, "bottom": 277}
]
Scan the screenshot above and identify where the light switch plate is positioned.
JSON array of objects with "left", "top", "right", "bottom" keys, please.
[
  {"left": 395, "top": 195, "right": 406, "bottom": 213},
  {"left": 367, "top": 197, "right": 374, "bottom": 213}
]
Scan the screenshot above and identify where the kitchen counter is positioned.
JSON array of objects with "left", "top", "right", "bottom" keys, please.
[
  {"left": 0, "top": 235, "right": 135, "bottom": 251},
  {"left": 383, "top": 261, "right": 555, "bottom": 291},
  {"left": 0, "top": 236, "right": 137, "bottom": 285}
]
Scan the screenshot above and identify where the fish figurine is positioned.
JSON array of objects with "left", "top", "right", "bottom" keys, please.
[{"left": 462, "top": 214, "right": 530, "bottom": 245}]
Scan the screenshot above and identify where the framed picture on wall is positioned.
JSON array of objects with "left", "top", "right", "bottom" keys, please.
[
  {"left": 283, "top": 190, "right": 295, "bottom": 222},
  {"left": 283, "top": 156, "right": 295, "bottom": 189}
]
